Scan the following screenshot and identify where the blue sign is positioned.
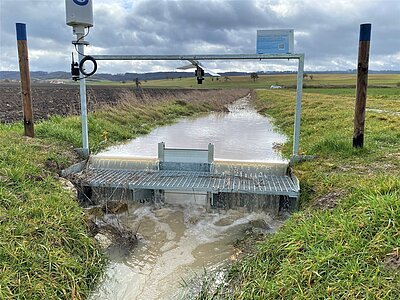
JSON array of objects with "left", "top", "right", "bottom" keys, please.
[
  {"left": 256, "top": 30, "right": 294, "bottom": 54},
  {"left": 73, "top": 0, "right": 89, "bottom": 6},
  {"left": 16, "top": 23, "right": 27, "bottom": 41}
]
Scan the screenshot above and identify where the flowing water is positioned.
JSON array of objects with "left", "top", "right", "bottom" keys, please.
[
  {"left": 91, "top": 204, "right": 284, "bottom": 299},
  {"left": 90, "top": 95, "right": 288, "bottom": 299},
  {"left": 97, "top": 94, "right": 287, "bottom": 162}
]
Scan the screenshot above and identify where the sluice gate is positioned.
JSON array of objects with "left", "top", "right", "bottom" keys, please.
[{"left": 66, "top": 143, "right": 300, "bottom": 214}]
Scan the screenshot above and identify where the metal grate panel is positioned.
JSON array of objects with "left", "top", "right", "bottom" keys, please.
[{"left": 79, "top": 168, "right": 299, "bottom": 197}]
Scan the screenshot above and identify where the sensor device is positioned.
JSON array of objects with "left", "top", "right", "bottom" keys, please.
[{"left": 66, "top": 0, "right": 93, "bottom": 28}]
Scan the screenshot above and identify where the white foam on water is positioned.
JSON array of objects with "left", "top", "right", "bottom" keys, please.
[{"left": 91, "top": 204, "right": 283, "bottom": 300}]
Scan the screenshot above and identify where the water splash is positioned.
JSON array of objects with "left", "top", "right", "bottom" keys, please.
[
  {"left": 91, "top": 204, "right": 283, "bottom": 300},
  {"left": 89, "top": 156, "right": 158, "bottom": 171}
]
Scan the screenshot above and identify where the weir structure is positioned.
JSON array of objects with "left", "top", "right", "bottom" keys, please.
[
  {"left": 65, "top": 141, "right": 300, "bottom": 214},
  {"left": 64, "top": 1, "right": 305, "bottom": 213},
  {"left": 64, "top": 54, "right": 304, "bottom": 214}
]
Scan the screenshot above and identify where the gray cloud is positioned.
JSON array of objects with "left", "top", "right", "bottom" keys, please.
[{"left": 1, "top": 0, "right": 399, "bottom": 73}]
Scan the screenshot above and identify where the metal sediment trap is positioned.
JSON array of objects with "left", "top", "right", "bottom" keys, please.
[{"left": 64, "top": 142, "right": 300, "bottom": 216}]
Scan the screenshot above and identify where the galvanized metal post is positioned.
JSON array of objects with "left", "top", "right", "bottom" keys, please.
[
  {"left": 293, "top": 55, "right": 304, "bottom": 156},
  {"left": 208, "top": 143, "right": 214, "bottom": 163},
  {"left": 76, "top": 34, "right": 89, "bottom": 157},
  {"left": 158, "top": 142, "right": 165, "bottom": 161},
  {"left": 353, "top": 23, "right": 372, "bottom": 148},
  {"left": 15, "top": 23, "right": 34, "bottom": 137}
]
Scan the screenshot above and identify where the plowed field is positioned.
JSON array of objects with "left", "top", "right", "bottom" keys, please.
[{"left": 1, "top": 83, "right": 238, "bottom": 123}]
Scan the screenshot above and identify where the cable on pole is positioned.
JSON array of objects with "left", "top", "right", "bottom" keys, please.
[{"left": 79, "top": 55, "right": 97, "bottom": 77}]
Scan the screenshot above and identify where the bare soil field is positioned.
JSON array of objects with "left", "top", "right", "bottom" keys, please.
[{"left": 1, "top": 83, "right": 245, "bottom": 123}]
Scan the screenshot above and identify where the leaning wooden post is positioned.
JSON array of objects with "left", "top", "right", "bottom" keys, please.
[
  {"left": 16, "top": 23, "right": 34, "bottom": 137},
  {"left": 353, "top": 23, "right": 371, "bottom": 148}
]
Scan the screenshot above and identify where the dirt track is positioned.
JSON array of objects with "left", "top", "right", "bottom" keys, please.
[{"left": 1, "top": 83, "right": 244, "bottom": 123}]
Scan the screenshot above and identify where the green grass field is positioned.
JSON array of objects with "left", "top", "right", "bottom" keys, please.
[
  {"left": 106, "top": 73, "right": 400, "bottom": 89},
  {"left": 305, "top": 87, "right": 400, "bottom": 98}
]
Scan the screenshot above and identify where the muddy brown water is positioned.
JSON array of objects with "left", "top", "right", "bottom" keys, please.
[
  {"left": 91, "top": 205, "right": 284, "bottom": 299},
  {"left": 97, "top": 94, "right": 287, "bottom": 162},
  {"left": 90, "top": 95, "right": 288, "bottom": 299}
]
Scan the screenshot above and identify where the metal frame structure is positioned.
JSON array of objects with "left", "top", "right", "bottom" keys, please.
[{"left": 78, "top": 53, "right": 304, "bottom": 158}]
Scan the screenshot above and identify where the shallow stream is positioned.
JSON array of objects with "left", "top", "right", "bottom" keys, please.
[
  {"left": 98, "top": 94, "right": 287, "bottom": 162},
  {"left": 90, "top": 95, "right": 287, "bottom": 299}
]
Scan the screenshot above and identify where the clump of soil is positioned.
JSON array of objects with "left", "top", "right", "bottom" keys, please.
[
  {"left": 102, "top": 201, "right": 129, "bottom": 214},
  {"left": 385, "top": 248, "right": 400, "bottom": 270},
  {"left": 85, "top": 201, "right": 139, "bottom": 250},
  {"left": 44, "top": 159, "right": 60, "bottom": 174},
  {"left": 312, "top": 190, "right": 345, "bottom": 210}
]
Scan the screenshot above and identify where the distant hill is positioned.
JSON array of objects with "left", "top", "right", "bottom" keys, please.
[
  {"left": 1, "top": 70, "right": 399, "bottom": 81},
  {"left": 0, "top": 71, "right": 195, "bottom": 81},
  {"left": 0, "top": 70, "right": 252, "bottom": 82}
]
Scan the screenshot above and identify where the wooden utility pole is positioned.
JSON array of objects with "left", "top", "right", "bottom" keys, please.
[
  {"left": 16, "top": 23, "right": 34, "bottom": 137},
  {"left": 353, "top": 23, "right": 371, "bottom": 148}
]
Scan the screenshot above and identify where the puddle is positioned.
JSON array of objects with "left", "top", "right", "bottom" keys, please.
[{"left": 366, "top": 108, "right": 400, "bottom": 116}]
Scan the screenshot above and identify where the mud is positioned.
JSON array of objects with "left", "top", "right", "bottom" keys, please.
[
  {"left": 86, "top": 201, "right": 139, "bottom": 250},
  {"left": 385, "top": 249, "right": 400, "bottom": 270},
  {"left": 312, "top": 190, "right": 345, "bottom": 210}
]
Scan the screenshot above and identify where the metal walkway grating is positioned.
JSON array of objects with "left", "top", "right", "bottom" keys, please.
[{"left": 78, "top": 168, "right": 299, "bottom": 197}]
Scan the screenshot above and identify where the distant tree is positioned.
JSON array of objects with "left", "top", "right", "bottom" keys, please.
[
  {"left": 309, "top": 75, "right": 314, "bottom": 80},
  {"left": 250, "top": 72, "right": 259, "bottom": 82},
  {"left": 135, "top": 77, "right": 141, "bottom": 89}
]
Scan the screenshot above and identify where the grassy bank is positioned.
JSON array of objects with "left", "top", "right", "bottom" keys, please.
[
  {"left": 212, "top": 88, "right": 400, "bottom": 299},
  {"left": 0, "top": 89, "right": 248, "bottom": 299},
  {"left": 0, "top": 132, "right": 105, "bottom": 299}
]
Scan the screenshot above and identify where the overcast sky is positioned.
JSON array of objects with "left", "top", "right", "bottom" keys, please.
[{"left": 1, "top": 0, "right": 399, "bottom": 74}]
